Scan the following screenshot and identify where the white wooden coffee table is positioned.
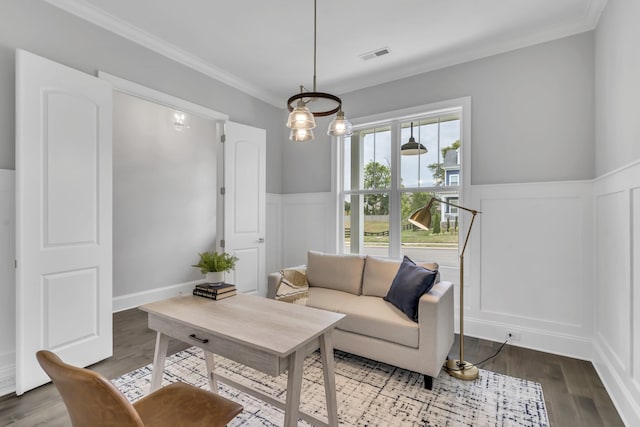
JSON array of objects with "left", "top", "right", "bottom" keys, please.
[{"left": 139, "top": 294, "right": 345, "bottom": 427}]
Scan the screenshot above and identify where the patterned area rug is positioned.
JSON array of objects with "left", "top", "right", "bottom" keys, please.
[{"left": 113, "top": 347, "right": 549, "bottom": 426}]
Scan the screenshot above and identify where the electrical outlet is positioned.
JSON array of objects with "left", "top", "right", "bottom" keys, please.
[{"left": 506, "top": 331, "right": 521, "bottom": 342}]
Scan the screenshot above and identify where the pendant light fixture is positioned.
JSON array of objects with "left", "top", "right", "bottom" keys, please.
[
  {"left": 286, "top": 0, "right": 353, "bottom": 140},
  {"left": 401, "top": 122, "right": 427, "bottom": 155},
  {"left": 327, "top": 109, "right": 353, "bottom": 136}
]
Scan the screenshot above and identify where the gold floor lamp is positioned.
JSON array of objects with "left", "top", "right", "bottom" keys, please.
[{"left": 408, "top": 197, "right": 481, "bottom": 380}]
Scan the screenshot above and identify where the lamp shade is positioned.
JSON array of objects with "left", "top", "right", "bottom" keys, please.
[
  {"left": 401, "top": 122, "right": 427, "bottom": 155},
  {"left": 327, "top": 110, "right": 353, "bottom": 136},
  {"left": 286, "top": 100, "right": 316, "bottom": 131},
  {"left": 401, "top": 138, "right": 428, "bottom": 155},
  {"left": 289, "top": 128, "right": 314, "bottom": 142},
  {"left": 408, "top": 205, "right": 432, "bottom": 230}
]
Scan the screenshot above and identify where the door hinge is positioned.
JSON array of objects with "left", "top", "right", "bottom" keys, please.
[
  {"left": 15, "top": 260, "right": 17, "bottom": 268},
  {"left": 220, "top": 239, "right": 225, "bottom": 248},
  {"left": 220, "top": 187, "right": 225, "bottom": 195},
  {"left": 220, "top": 134, "right": 226, "bottom": 143}
]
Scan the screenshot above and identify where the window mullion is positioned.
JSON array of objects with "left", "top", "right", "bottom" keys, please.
[
  {"left": 389, "top": 120, "right": 401, "bottom": 258},
  {"left": 351, "top": 133, "right": 363, "bottom": 254}
]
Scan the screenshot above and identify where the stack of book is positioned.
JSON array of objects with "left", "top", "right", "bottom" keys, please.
[{"left": 193, "top": 282, "right": 236, "bottom": 300}]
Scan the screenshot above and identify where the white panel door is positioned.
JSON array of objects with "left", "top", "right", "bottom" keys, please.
[
  {"left": 15, "top": 50, "right": 113, "bottom": 394},
  {"left": 224, "top": 122, "right": 266, "bottom": 295}
]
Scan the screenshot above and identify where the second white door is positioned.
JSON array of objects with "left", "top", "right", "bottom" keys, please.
[{"left": 223, "top": 122, "right": 266, "bottom": 295}]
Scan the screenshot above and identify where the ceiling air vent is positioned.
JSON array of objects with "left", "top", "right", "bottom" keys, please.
[{"left": 360, "top": 47, "right": 391, "bottom": 61}]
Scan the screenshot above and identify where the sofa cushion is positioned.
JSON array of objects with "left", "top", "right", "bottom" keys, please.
[
  {"left": 362, "top": 256, "right": 439, "bottom": 297},
  {"left": 337, "top": 296, "right": 419, "bottom": 348},
  {"left": 384, "top": 256, "right": 438, "bottom": 322},
  {"left": 306, "top": 287, "right": 360, "bottom": 313},
  {"left": 307, "top": 251, "right": 366, "bottom": 295}
]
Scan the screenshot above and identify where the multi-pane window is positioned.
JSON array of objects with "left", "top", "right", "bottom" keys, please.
[{"left": 340, "top": 108, "right": 462, "bottom": 266}]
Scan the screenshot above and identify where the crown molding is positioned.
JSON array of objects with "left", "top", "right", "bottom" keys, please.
[
  {"left": 45, "top": 0, "right": 609, "bottom": 108},
  {"left": 44, "top": 0, "right": 282, "bottom": 108},
  {"left": 585, "top": 0, "right": 609, "bottom": 29}
]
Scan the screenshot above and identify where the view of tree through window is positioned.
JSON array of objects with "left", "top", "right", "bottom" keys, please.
[{"left": 340, "top": 110, "right": 462, "bottom": 266}]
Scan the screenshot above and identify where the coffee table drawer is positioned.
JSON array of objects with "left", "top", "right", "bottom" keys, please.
[{"left": 149, "top": 314, "right": 286, "bottom": 376}]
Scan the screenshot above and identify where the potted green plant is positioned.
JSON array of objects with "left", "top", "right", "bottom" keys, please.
[{"left": 192, "top": 251, "right": 239, "bottom": 283}]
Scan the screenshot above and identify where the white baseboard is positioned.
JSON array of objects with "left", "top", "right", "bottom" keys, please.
[
  {"left": 465, "top": 317, "right": 592, "bottom": 361},
  {"left": 593, "top": 340, "right": 640, "bottom": 427},
  {"left": 112, "top": 280, "right": 203, "bottom": 312}
]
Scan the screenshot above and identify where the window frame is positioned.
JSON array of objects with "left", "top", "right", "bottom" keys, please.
[{"left": 331, "top": 97, "right": 471, "bottom": 260}]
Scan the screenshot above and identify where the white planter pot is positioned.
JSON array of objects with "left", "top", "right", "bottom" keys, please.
[{"left": 205, "top": 271, "right": 225, "bottom": 284}]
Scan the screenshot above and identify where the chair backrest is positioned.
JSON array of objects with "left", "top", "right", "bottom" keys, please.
[{"left": 36, "top": 350, "right": 144, "bottom": 427}]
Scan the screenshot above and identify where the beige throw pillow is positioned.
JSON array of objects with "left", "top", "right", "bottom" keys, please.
[
  {"left": 307, "top": 250, "right": 366, "bottom": 295},
  {"left": 275, "top": 266, "right": 309, "bottom": 304}
]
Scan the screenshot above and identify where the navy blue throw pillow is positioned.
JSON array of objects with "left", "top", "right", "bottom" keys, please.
[{"left": 384, "top": 256, "right": 438, "bottom": 322}]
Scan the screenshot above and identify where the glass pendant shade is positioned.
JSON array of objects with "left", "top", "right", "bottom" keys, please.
[
  {"left": 327, "top": 110, "right": 353, "bottom": 136},
  {"left": 286, "top": 100, "right": 316, "bottom": 130},
  {"left": 289, "top": 128, "right": 314, "bottom": 142}
]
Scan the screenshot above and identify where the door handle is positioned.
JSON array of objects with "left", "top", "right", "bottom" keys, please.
[{"left": 257, "top": 237, "right": 265, "bottom": 243}]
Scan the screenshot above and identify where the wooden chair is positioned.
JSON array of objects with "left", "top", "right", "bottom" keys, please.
[{"left": 36, "top": 350, "right": 243, "bottom": 427}]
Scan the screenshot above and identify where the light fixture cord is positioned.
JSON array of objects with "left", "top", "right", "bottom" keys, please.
[{"left": 313, "top": 0, "right": 317, "bottom": 92}]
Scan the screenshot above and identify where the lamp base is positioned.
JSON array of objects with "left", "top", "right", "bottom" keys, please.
[{"left": 444, "top": 359, "right": 479, "bottom": 380}]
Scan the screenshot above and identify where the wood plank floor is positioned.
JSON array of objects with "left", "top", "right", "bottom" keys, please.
[{"left": 0, "top": 308, "right": 625, "bottom": 426}]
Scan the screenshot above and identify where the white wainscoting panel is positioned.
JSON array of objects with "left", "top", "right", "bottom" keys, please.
[
  {"left": 479, "top": 196, "right": 586, "bottom": 326},
  {"left": 0, "top": 170, "right": 15, "bottom": 396},
  {"left": 467, "top": 181, "right": 593, "bottom": 359},
  {"left": 592, "top": 160, "right": 640, "bottom": 427},
  {"left": 281, "top": 192, "right": 333, "bottom": 268},
  {"left": 265, "top": 193, "right": 283, "bottom": 274},
  {"left": 595, "top": 190, "right": 630, "bottom": 373}
]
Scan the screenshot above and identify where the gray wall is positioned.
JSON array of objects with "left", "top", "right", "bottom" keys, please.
[
  {"left": 595, "top": 0, "right": 640, "bottom": 176},
  {"left": 592, "top": 1, "right": 640, "bottom": 422},
  {"left": 283, "top": 32, "right": 595, "bottom": 192},
  {"left": 0, "top": 0, "right": 284, "bottom": 193},
  {"left": 113, "top": 92, "right": 217, "bottom": 297}
]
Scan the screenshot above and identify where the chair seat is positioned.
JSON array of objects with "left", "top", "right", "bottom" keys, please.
[{"left": 134, "top": 382, "right": 243, "bottom": 427}]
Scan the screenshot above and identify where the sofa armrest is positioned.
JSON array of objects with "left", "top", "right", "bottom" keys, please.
[
  {"left": 417, "top": 281, "right": 455, "bottom": 377},
  {"left": 267, "top": 272, "right": 282, "bottom": 299},
  {"left": 267, "top": 265, "right": 308, "bottom": 299}
]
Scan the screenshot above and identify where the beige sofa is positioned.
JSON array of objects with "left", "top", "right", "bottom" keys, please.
[{"left": 267, "top": 251, "right": 454, "bottom": 389}]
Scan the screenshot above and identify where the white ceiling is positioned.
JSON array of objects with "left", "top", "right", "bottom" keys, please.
[{"left": 45, "top": 0, "right": 607, "bottom": 108}]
